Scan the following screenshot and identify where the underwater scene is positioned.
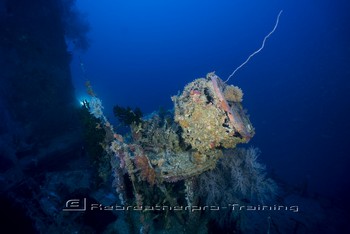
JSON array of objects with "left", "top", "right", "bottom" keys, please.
[{"left": 1, "top": 0, "right": 349, "bottom": 233}]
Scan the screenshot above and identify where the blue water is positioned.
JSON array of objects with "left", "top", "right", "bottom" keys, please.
[{"left": 71, "top": 0, "right": 350, "bottom": 208}]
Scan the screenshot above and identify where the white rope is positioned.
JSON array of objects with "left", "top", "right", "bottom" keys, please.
[{"left": 225, "top": 10, "right": 283, "bottom": 83}]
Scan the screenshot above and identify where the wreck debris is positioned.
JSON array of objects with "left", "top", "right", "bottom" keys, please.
[
  {"left": 82, "top": 73, "right": 260, "bottom": 233},
  {"left": 87, "top": 72, "right": 254, "bottom": 191},
  {"left": 172, "top": 72, "right": 254, "bottom": 154},
  {"left": 128, "top": 72, "right": 254, "bottom": 182},
  {"left": 207, "top": 72, "right": 253, "bottom": 140}
]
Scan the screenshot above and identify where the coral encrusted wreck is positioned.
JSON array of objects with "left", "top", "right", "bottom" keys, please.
[
  {"left": 84, "top": 72, "right": 258, "bottom": 232},
  {"left": 86, "top": 72, "right": 254, "bottom": 185},
  {"left": 120, "top": 72, "right": 255, "bottom": 183}
]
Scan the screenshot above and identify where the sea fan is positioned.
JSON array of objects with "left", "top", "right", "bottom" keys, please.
[{"left": 198, "top": 147, "right": 277, "bottom": 205}]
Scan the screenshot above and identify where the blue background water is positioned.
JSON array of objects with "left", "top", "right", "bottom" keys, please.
[{"left": 71, "top": 0, "right": 350, "bottom": 206}]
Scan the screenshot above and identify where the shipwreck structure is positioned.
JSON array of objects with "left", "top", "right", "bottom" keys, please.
[
  {"left": 94, "top": 72, "right": 255, "bottom": 188},
  {"left": 81, "top": 72, "right": 260, "bottom": 232},
  {"left": 129, "top": 72, "right": 255, "bottom": 183}
]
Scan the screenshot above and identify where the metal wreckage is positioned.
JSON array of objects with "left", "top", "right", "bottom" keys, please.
[{"left": 83, "top": 72, "right": 274, "bottom": 233}]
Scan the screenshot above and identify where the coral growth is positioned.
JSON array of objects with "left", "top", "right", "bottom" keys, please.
[
  {"left": 197, "top": 147, "right": 278, "bottom": 230},
  {"left": 173, "top": 73, "right": 254, "bottom": 154},
  {"left": 82, "top": 75, "right": 257, "bottom": 232},
  {"left": 135, "top": 111, "right": 184, "bottom": 154},
  {"left": 198, "top": 147, "right": 278, "bottom": 205},
  {"left": 224, "top": 85, "right": 243, "bottom": 102},
  {"left": 207, "top": 72, "right": 252, "bottom": 139},
  {"left": 89, "top": 97, "right": 104, "bottom": 119},
  {"left": 113, "top": 105, "right": 143, "bottom": 126},
  {"left": 103, "top": 73, "right": 254, "bottom": 184},
  {"left": 134, "top": 154, "right": 156, "bottom": 186},
  {"left": 224, "top": 147, "right": 278, "bottom": 203},
  {"left": 132, "top": 109, "right": 223, "bottom": 182}
]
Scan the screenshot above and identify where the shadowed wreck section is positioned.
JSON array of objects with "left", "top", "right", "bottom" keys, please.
[
  {"left": 0, "top": 0, "right": 83, "bottom": 190},
  {"left": 0, "top": 0, "right": 93, "bottom": 233},
  {"left": 82, "top": 72, "right": 264, "bottom": 233}
]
